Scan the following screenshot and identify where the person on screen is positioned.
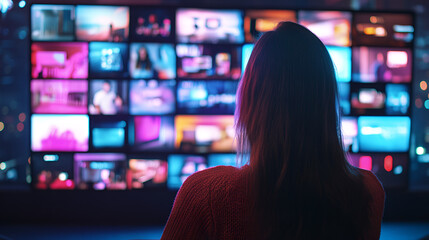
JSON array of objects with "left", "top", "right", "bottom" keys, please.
[
  {"left": 92, "top": 81, "right": 123, "bottom": 115},
  {"left": 133, "top": 46, "right": 157, "bottom": 78},
  {"left": 374, "top": 52, "right": 392, "bottom": 82},
  {"left": 162, "top": 22, "right": 384, "bottom": 240}
]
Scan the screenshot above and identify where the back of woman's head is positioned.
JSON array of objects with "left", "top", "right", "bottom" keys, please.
[{"left": 236, "top": 22, "right": 371, "bottom": 240}]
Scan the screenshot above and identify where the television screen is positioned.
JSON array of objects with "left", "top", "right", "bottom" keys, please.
[
  {"left": 174, "top": 115, "right": 235, "bottom": 153},
  {"left": 31, "top": 114, "right": 89, "bottom": 152},
  {"left": 31, "top": 4, "right": 75, "bottom": 41},
  {"left": 129, "top": 43, "right": 176, "bottom": 79},
  {"left": 358, "top": 116, "right": 410, "bottom": 152},
  {"left": 326, "top": 46, "right": 351, "bottom": 82},
  {"left": 207, "top": 154, "right": 237, "bottom": 167},
  {"left": 127, "top": 159, "right": 168, "bottom": 189},
  {"left": 176, "top": 44, "right": 241, "bottom": 79},
  {"left": 341, "top": 117, "right": 358, "bottom": 152},
  {"left": 32, "top": 153, "right": 75, "bottom": 190},
  {"left": 27, "top": 6, "right": 414, "bottom": 191},
  {"left": 76, "top": 5, "right": 129, "bottom": 42},
  {"left": 352, "top": 47, "right": 412, "bottom": 83},
  {"left": 244, "top": 10, "right": 296, "bottom": 42},
  {"left": 31, "top": 42, "right": 88, "bottom": 79},
  {"left": 130, "top": 116, "right": 175, "bottom": 151},
  {"left": 91, "top": 117, "right": 127, "bottom": 149},
  {"left": 129, "top": 79, "right": 176, "bottom": 115},
  {"left": 88, "top": 80, "right": 128, "bottom": 115},
  {"left": 176, "top": 8, "right": 244, "bottom": 44},
  {"left": 353, "top": 13, "right": 414, "bottom": 47},
  {"left": 130, "top": 7, "right": 174, "bottom": 42},
  {"left": 74, "top": 153, "right": 127, "bottom": 190},
  {"left": 89, "top": 42, "right": 129, "bottom": 78},
  {"left": 167, "top": 154, "right": 207, "bottom": 189},
  {"left": 386, "top": 84, "right": 409, "bottom": 115},
  {"left": 31, "top": 79, "right": 88, "bottom": 114},
  {"left": 298, "top": 11, "right": 352, "bottom": 46},
  {"left": 177, "top": 80, "right": 237, "bottom": 114}
]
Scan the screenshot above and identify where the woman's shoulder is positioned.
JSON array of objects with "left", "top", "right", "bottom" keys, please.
[{"left": 357, "top": 168, "right": 385, "bottom": 202}]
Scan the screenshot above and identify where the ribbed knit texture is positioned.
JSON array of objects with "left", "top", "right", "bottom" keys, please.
[{"left": 161, "top": 165, "right": 385, "bottom": 240}]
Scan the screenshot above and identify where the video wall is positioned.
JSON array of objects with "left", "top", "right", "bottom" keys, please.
[{"left": 30, "top": 5, "right": 414, "bottom": 190}]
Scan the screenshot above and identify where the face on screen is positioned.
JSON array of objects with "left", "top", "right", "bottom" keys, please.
[
  {"left": 31, "top": 42, "right": 88, "bottom": 79},
  {"left": 76, "top": 5, "right": 129, "bottom": 42},
  {"left": 177, "top": 80, "right": 237, "bottom": 114},
  {"left": 32, "top": 153, "right": 75, "bottom": 190},
  {"left": 89, "top": 42, "right": 129, "bottom": 78},
  {"left": 127, "top": 159, "right": 168, "bottom": 189},
  {"left": 176, "top": 8, "right": 244, "bottom": 44},
  {"left": 129, "top": 80, "right": 176, "bottom": 115},
  {"left": 176, "top": 44, "right": 241, "bottom": 79},
  {"left": 74, "top": 153, "right": 127, "bottom": 190},
  {"left": 244, "top": 10, "right": 296, "bottom": 42},
  {"left": 31, "top": 5, "right": 75, "bottom": 41},
  {"left": 89, "top": 80, "right": 128, "bottom": 115},
  {"left": 299, "top": 11, "right": 352, "bottom": 47},
  {"left": 353, "top": 13, "right": 414, "bottom": 47},
  {"left": 129, "top": 43, "right": 176, "bottom": 79},
  {"left": 31, "top": 114, "right": 89, "bottom": 152},
  {"left": 352, "top": 47, "right": 412, "bottom": 83},
  {"left": 131, "top": 8, "right": 174, "bottom": 41},
  {"left": 31, "top": 80, "right": 88, "bottom": 114}
]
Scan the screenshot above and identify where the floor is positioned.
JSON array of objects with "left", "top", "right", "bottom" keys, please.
[{"left": 0, "top": 222, "right": 428, "bottom": 240}]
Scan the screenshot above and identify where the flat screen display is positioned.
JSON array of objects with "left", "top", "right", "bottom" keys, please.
[{"left": 29, "top": 5, "right": 414, "bottom": 190}]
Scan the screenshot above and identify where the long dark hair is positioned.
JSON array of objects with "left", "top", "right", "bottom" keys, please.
[{"left": 236, "top": 22, "right": 371, "bottom": 239}]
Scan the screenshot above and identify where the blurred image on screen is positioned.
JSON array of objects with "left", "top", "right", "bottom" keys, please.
[
  {"left": 177, "top": 80, "right": 237, "bottom": 114},
  {"left": 91, "top": 118, "right": 127, "bottom": 149},
  {"left": 129, "top": 80, "right": 175, "bottom": 115},
  {"left": 168, "top": 154, "right": 207, "bottom": 189},
  {"left": 89, "top": 42, "right": 129, "bottom": 78},
  {"left": 31, "top": 114, "right": 89, "bottom": 152},
  {"left": 352, "top": 47, "right": 412, "bottom": 83},
  {"left": 31, "top": 42, "right": 88, "bottom": 79},
  {"left": 130, "top": 116, "right": 174, "bottom": 151},
  {"left": 326, "top": 46, "right": 351, "bottom": 82},
  {"left": 74, "top": 153, "right": 127, "bottom": 190},
  {"left": 32, "top": 153, "right": 75, "bottom": 190},
  {"left": 353, "top": 13, "right": 414, "bottom": 47},
  {"left": 31, "top": 4, "right": 75, "bottom": 41},
  {"left": 131, "top": 8, "right": 174, "bottom": 41},
  {"left": 242, "top": 44, "right": 254, "bottom": 74},
  {"left": 341, "top": 117, "right": 358, "bottom": 152},
  {"left": 244, "top": 10, "right": 296, "bottom": 42},
  {"left": 89, "top": 80, "right": 127, "bottom": 115},
  {"left": 175, "top": 115, "right": 235, "bottom": 153},
  {"left": 338, "top": 82, "right": 350, "bottom": 115},
  {"left": 351, "top": 85, "right": 386, "bottom": 113},
  {"left": 207, "top": 154, "right": 237, "bottom": 168},
  {"left": 386, "top": 84, "right": 409, "bottom": 115},
  {"left": 358, "top": 116, "right": 410, "bottom": 152},
  {"left": 31, "top": 80, "right": 88, "bottom": 114},
  {"left": 176, "top": 8, "right": 244, "bottom": 44},
  {"left": 299, "top": 11, "right": 352, "bottom": 46},
  {"left": 129, "top": 43, "right": 176, "bottom": 79},
  {"left": 176, "top": 44, "right": 241, "bottom": 79},
  {"left": 127, "top": 159, "right": 168, "bottom": 189},
  {"left": 76, "top": 5, "right": 129, "bottom": 42}
]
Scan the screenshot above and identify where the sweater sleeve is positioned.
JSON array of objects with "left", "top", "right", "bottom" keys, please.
[
  {"left": 161, "top": 170, "right": 213, "bottom": 240},
  {"left": 361, "top": 170, "right": 385, "bottom": 240}
]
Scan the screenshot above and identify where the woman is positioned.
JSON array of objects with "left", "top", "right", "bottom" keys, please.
[{"left": 161, "top": 22, "right": 385, "bottom": 240}]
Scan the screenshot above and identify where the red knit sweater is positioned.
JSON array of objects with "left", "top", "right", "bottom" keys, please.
[{"left": 161, "top": 165, "right": 385, "bottom": 240}]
